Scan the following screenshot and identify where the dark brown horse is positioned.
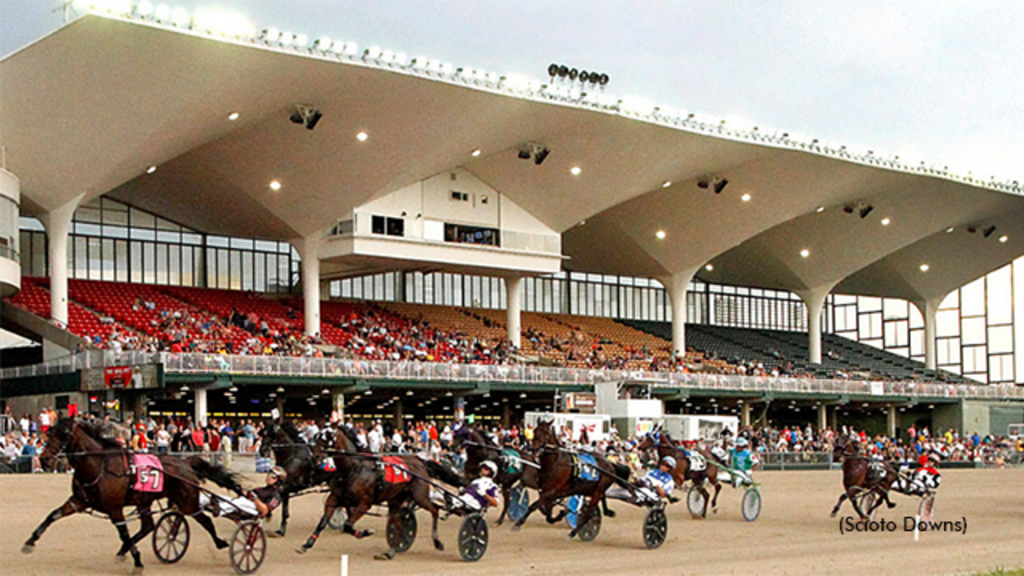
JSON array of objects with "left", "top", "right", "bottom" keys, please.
[
  {"left": 829, "top": 440, "right": 898, "bottom": 519},
  {"left": 511, "top": 419, "right": 629, "bottom": 538},
  {"left": 299, "top": 424, "right": 446, "bottom": 560},
  {"left": 258, "top": 419, "right": 333, "bottom": 536},
  {"left": 451, "top": 423, "right": 536, "bottom": 526},
  {"left": 24, "top": 417, "right": 242, "bottom": 571},
  {"left": 636, "top": 429, "right": 722, "bottom": 517}
]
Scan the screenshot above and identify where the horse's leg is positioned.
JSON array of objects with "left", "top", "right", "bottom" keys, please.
[
  {"left": 342, "top": 503, "right": 375, "bottom": 539},
  {"left": 298, "top": 492, "right": 340, "bottom": 553},
  {"left": 707, "top": 469, "right": 722, "bottom": 512},
  {"left": 879, "top": 489, "right": 897, "bottom": 510},
  {"left": 177, "top": 485, "right": 228, "bottom": 550},
  {"left": 411, "top": 482, "right": 444, "bottom": 552},
  {"left": 600, "top": 493, "right": 616, "bottom": 518},
  {"left": 118, "top": 505, "right": 156, "bottom": 559},
  {"left": 829, "top": 492, "right": 849, "bottom": 517},
  {"left": 274, "top": 493, "right": 289, "bottom": 537},
  {"left": 848, "top": 487, "right": 870, "bottom": 520},
  {"left": 374, "top": 501, "right": 402, "bottom": 561},
  {"left": 496, "top": 484, "right": 512, "bottom": 526},
  {"left": 695, "top": 480, "right": 711, "bottom": 519},
  {"left": 23, "top": 497, "right": 83, "bottom": 553},
  {"left": 513, "top": 493, "right": 549, "bottom": 531},
  {"left": 109, "top": 508, "right": 145, "bottom": 570}
]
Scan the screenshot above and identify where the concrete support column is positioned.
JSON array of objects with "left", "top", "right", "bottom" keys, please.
[
  {"left": 194, "top": 388, "right": 207, "bottom": 427},
  {"left": 275, "top": 394, "right": 285, "bottom": 418},
  {"left": 661, "top": 267, "right": 700, "bottom": 358},
  {"left": 502, "top": 403, "right": 511, "bottom": 429},
  {"left": 332, "top": 391, "right": 345, "bottom": 423},
  {"left": 504, "top": 276, "right": 523, "bottom": 349},
  {"left": 393, "top": 400, "right": 404, "bottom": 430},
  {"left": 887, "top": 405, "right": 898, "bottom": 439},
  {"left": 741, "top": 402, "right": 751, "bottom": 427},
  {"left": 918, "top": 298, "right": 942, "bottom": 371},
  {"left": 319, "top": 279, "right": 332, "bottom": 301},
  {"left": 293, "top": 236, "right": 322, "bottom": 337},
  {"left": 818, "top": 404, "right": 827, "bottom": 432},
  {"left": 40, "top": 194, "right": 84, "bottom": 328},
  {"left": 797, "top": 285, "right": 834, "bottom": 365}
]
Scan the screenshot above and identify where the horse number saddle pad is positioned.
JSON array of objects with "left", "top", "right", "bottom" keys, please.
[
  {"left": 133, "top": 454, "right": 164, "bottom": 493},
  {"left": 573, "top": 453, "right": 599, "bottom": 482},
  {"left": 382, "top": 456, "right": 411, "bottom": 484}
]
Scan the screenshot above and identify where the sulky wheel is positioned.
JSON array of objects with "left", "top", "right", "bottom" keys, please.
[
  {"left": 328, "top": 507, "right": 348, "bottom": 530},
  {"left": 576, "top": 506, "right": 602, "bottom": 542},
  {"left": 385, "top": 505, "right": 417, "bottom": 554},
  {"left": 457, "top": 513, "right": 489, "bottom": 562},
  {"left": 507, "top": 486, "right": 530, "bottom": 523},
  {"left": 918, "top": 494, "right": 937, "bottom": 523},
  {"left": 152, "top": 511, "right": 190, "bottom": 564},
  {"left": 229, "top": 520, "right": 267, "bottom": 575},
  {"left": 741, "top": 487, "right": 762, "bottom": 522},
  {"left": 686, "top": 485, "right": 707, "bottom": 518},
  {"left": 643, "top": 507, "right": 668, "bottom": 550}
]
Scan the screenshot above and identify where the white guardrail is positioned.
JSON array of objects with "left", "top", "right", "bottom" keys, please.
[{"left": 4, "top": 351, "right": 1024, "bottom": 401}]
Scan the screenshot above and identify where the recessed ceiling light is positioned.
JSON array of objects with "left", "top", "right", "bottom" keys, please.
[
  {"left": 662, "top": 181, "right": 672, "bottom": 188},
  {"left": 356, "top": 131, "right": 369, "bottom": 142},
  {"left": 881, "top": 217, "right": 891, "bottom": 226},
  {"left": 705, "top": 264, "right": 714, "bottom": 271},
  {"left": 570, "top": 166, "right": 582, "bottom": 176},
  {"left": 920, "top": 264, "right": 930, "bottom": 272},
  {"left": 146, "top": 165, "right": 157, "bottom": 174},
  {"left": 800, "top": 249, "right": 810, "bottom": 258},
  {"left": 655, "top": 230, "right": 666, "bottom": 240},
  {"left": 227, "top": 111, "right": 240, "bottom": 121},
  {"left": 470, "top": 149, "right": 482, "bottom": 157},
  {"left": 946, "top": 227, "right": 955, "bottom": 233},
  {"left": 999, "top": 235, "right": 1008, "bottom": 243},
  {"left": 816, "top": 206, "right": 825, "bottom": 213},
  {"left": 269, "top": 180, "right": 282, "bottom": 191},
  {"left": 740, "top": 193, "right": 751, "bottom": 202}
]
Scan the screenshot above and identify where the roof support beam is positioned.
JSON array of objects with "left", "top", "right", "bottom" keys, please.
[
  {"left": 39, "top": 193, "right": 84, "bottom": 329},
  {"left": 662, "top": 266, "right": 700, "bottom": 358},
  {"left": 796, "top": 284, "right": 835, "bottom": 365}
]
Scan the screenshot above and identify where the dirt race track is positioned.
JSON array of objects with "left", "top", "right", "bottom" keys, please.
[{"left": 1, "top": 468, "right": 1022, "bottom": 576}]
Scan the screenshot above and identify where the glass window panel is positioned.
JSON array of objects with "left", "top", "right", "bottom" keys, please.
[
  {"left": 155, "top": 244, "right": 168, "bottom": 284},
  {"left": 168, "top": 244, "right": 180, "bottom": 286},
  {"left": 130, "top": 208, "right": 155, "bottom": 229},
  {"left": 987, "top": 325, "right": 1013, "bottom": 354},
  {"left": 156, "top": 217, "right": 180, "bottom": 231},
  {"left": 241, "top": 251, "right": 254, "bottom": 291},
  {"left": 961, "top": 317, "right": 986, "bottom": 345},
  {"left": 181, "top": 246, "right": 194, "bottom": 286},
  {"left": 960, "top": 278, "right": 986, "bottom": 317},
  {"left": 142, "top": 242, "right": 156, "bottom": 283},
  {"left": 75, "top": 206, "right": 102, "bottom": 224},
  {"left": 101, "top": 238, "right": 114, "bottom": 281},
  {"left": 229, "top": 250, "right": 242, "bottom": 290},
  {"left": 986, "top": 267, "right": 1013, "bottom": 324}
]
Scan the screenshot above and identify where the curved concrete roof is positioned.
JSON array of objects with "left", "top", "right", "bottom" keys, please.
[{"left": 2, "top": 13, "right": 1022, "bottom": 305}]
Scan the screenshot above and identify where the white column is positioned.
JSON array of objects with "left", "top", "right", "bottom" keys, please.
[
  {"left": 887, "top": 405, "right": 897, "bottom": 438},
  {"left": 919, "top": 298, "right": 942, "bottom": 371},
  {"left": 39, "top": 194, "right": 84, "bottom": 328},
  {"left": 662, "top": 267, "right": 699, "bottom": 357},
  {"left": 294, "top": 236, "right": 322, "bottom": 337},
  {"left": 818, "top": 404, "right": 827, "bottom": 432},
  {"left": 741, "top": 402, "right": 751, "bottom": 427},
  {"left": 194, "top": 388, "right": 207, "bottom": 427},
  {"left": 797, "top": 285, "right": 834, "bottom": 365},
  {"left": 505, "top": 275, "right": 523, "bottom": 349}
]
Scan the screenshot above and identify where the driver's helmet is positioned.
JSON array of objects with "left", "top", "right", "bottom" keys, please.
[
  {"left": 660, "top": 456, "right": 677, "bottom": 469},
  {"left": 539, "top": 413, "right": 554, "bottom": 424},
  {"left": 735, "top": 438, "right": 749, "bottom": 448},
  {"left": 480, "top": 460, "right": 498, "bottom": 476},
  {"left": 268, "top": 466, "right": 288, "bottom": 484}
]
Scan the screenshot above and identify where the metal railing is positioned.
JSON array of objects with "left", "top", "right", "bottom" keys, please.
[{"left": 4, "top": 351, "right": 1024, "bottom": 401}]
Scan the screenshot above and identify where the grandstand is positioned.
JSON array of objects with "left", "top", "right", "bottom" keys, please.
[{"left": 2, "top": 5, "right": 1023, "bottom": 437}]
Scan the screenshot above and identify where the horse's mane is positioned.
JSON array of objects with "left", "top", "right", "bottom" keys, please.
[
  {"left": 338, "top": 424, "right": 361, "bottom": 452},
  {"left": 75, "top": 419, "right": 125, "bottom": 450},
  {"left": 279, "top": 420, "right": 302, "bottom": 440}
]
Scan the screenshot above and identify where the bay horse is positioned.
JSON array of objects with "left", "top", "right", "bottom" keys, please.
[
  {"left": 298, "top": 424, "right": 446, "bottom": 560},
  {"left": 24, "top": 417, "right": 243, "bottom": 571},
  {"left": 636, "top": 429, "right": 722, "bottom": 517},
  {"left": 829, "top": 440, "right": 899, "bottom": 519},
  {"left": 258, "top": 419, "right": 333, "bottom": 536},
  {"left": 511, "top": 419, "right": 630, "bottom": 538},
  {"left": 451, "top": 423, "right": 534, "bottom": 525}
]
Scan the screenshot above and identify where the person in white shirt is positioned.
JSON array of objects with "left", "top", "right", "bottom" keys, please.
[{"left": 368, "top": 427, "right": 382, "bottom": 453}]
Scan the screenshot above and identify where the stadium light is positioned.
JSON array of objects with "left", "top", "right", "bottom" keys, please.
[
  {"left": 859, "top": 205, "right": 874, "bottom": 219},
  {"left": 983, "top": 225, "right": 997, "bottom": 238}
]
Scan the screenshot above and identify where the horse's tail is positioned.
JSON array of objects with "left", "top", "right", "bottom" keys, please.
[
  {"left": 186, "top": 455, "right": 245, "bottom": 496},
  {"left": 422, "top": 457, "right": 467, "bottom": 488},
  {"left": 610, "top": 461, "right": 633, "bottom": 487}
]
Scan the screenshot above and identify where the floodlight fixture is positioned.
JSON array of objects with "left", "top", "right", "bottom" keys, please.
[
  {"left": 290, "top": 104, "right": 323, "bottom": 130},
  {"left": 983, "top": 225, "right": 997, "bottom": 238},
  {"left": 859, "top": 205, "right": 874, "bottom": 219}
]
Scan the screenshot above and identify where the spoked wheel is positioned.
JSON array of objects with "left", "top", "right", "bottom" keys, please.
[
  {"left": 229, "top": 520, "right": 266, "bottom": 575},
  {"left": 576, "top": 506, "right": 602, "bottom": 542},
  {"left": 642, "top": 507, "right": 668, "bottom": 550},
  {"left": 855, "top": 490, "right": 879, "bottom": 520},
  {"left": 152, "top": 511, "right": 190, "bottom": 564},
  {"left": 507, "top": 486, "right": 529, "bottom": 523},
  {"left": 328, "top": 508, "right": 348, "bottom": 530},
  {"left": 457, "top": 513, "right": 489, "bottom": 562},
  {"left": 686, "top": 486, "right": 707, "bottom": 518},
  {"left": 918, "top": 494, "right": 936, "bottom": 523},
  {"left": 385, "top": 506, "right": 417, "bottom": 554},
  {"left": 741, "top": 487, "right": 762, "bottom": 522}
]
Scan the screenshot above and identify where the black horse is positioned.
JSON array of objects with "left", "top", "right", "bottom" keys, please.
[
  {"left": 258, "top": 419, "right": 333, "bottom": 536},
  {"left": 511, "top": 419, "right": 630, "bottom": 538},
  {"left": 25, "top": 417, "right": 243, "bottom": 571},
  {"left": 450, "top": 423, "right": 531, "bottom": 525},
  {"left": 829, "top": 440, "right": 899, "bottom": 519},
  {"left": 299, "top": 424, "right": 447, "bottom": 560}
]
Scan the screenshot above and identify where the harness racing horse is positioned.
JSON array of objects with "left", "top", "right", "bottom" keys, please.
[
  {"left": 511, "top": 419, "right": 630, "bottom": 538},
  {"left": 298, "top": 425, "right": 446, "bottom": 560},
  {"left": 24, "top": 417, "right": 243, "bottom": 571},
  {"left": 636, "top": 429, "right": 722, "bottom": 518},
  {"left": 258, "top": 419, "right": 333, "bottom": 536},
  {"left": 829, "top": 440, "right": 899, "bottom": 520},
  {"left": 451, "top": 423, "right": 534, "bottom": 526}
]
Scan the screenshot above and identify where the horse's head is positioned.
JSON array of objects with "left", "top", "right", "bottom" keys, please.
[
  {"left": 450, "top": 422, "right": 474, "bottom": 452},
  {"left": 40, "top": 417, "right": 76, "bottom": 471},
  {"left": 313, "top": 426, "right": 338, "bottom": 458},
  {"left": 532, "top": 418, "right": 559, "bottom": 449},
  {"left": 257, "top": 420, "right": 279, "bottom": 458}
]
